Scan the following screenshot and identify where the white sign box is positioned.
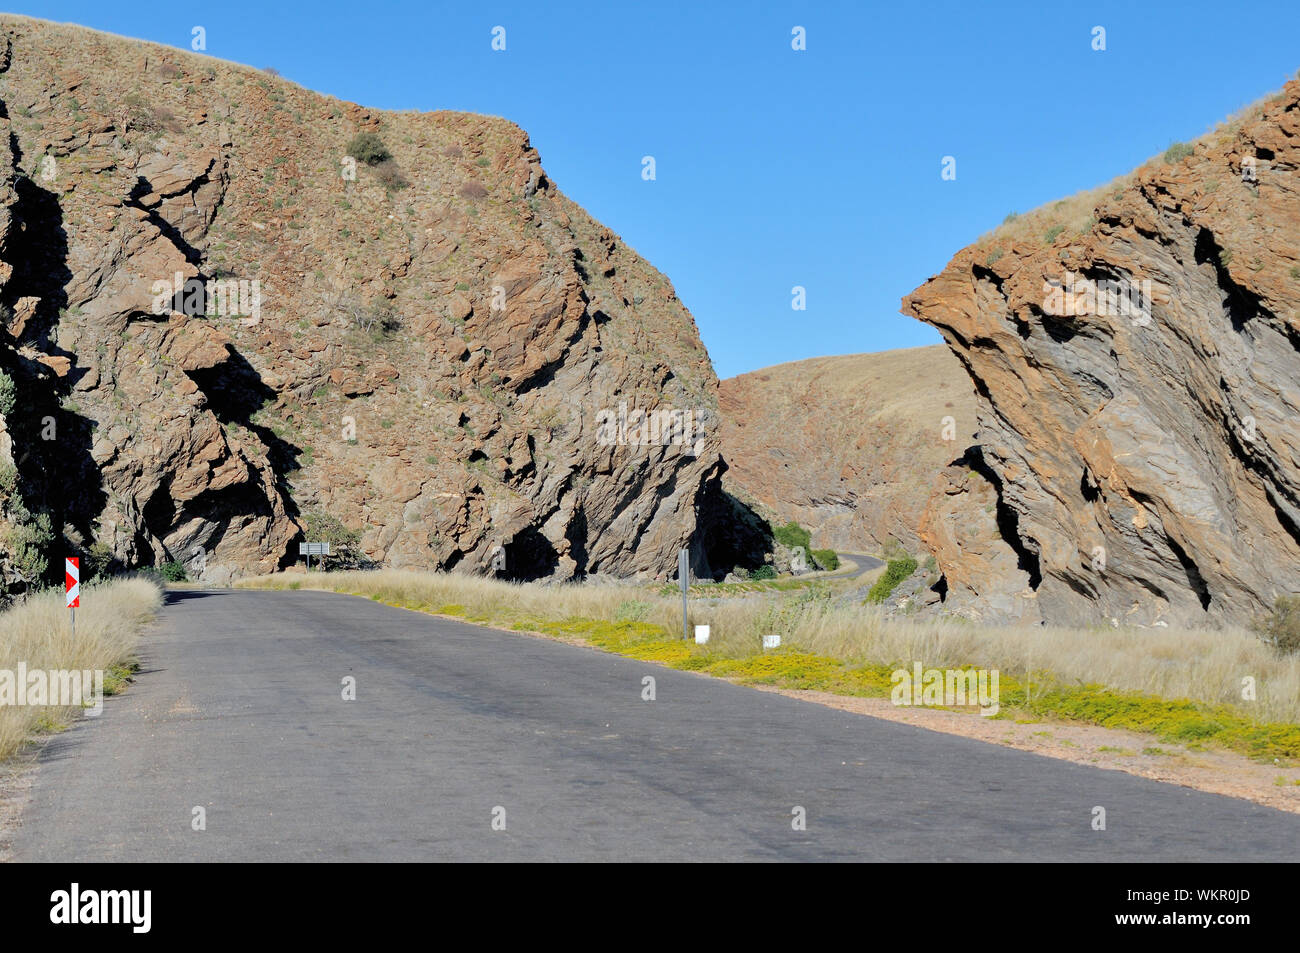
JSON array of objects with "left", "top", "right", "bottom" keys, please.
[{"left": 694, "top": 625, "right": 710, "bottom": 645}]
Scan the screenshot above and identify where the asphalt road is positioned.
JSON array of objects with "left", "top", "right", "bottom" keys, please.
[
  {"left": 838, "top": 552, "right": 885, "bottom": 578},
  {"left": 12, "top": 589, "right": 1299, "bottom": 861}
]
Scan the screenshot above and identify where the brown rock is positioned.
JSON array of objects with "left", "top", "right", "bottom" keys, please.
[
  {"left": 0, "top": 15, "right": 721, "bottom": 588},
  {"left": 904, "top": 81, "right": 1300, "bottom": 627}
]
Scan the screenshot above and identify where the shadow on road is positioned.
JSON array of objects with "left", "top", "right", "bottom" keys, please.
[{"left": 162, "top": 589, "right": 231, "bottom": 606}]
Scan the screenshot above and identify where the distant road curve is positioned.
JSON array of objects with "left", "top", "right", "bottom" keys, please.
[{"left": 835, "top": 552, "right": 885, "bottom": 578}]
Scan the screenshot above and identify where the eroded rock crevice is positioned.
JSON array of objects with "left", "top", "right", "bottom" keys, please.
[
  {"left": 0, "top": 17, "right": 723, "bottom": 591},
  {"left": 907, "top": 78, "right": 1300, "bottom": 626}
]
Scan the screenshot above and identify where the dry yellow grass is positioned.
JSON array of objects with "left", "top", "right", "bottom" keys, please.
[
  {"left": 0, "top": 578, "right": 162, "bottom": 761},
  {"left": 240, "top": 570, "right": 1300, "bottom": 725}
]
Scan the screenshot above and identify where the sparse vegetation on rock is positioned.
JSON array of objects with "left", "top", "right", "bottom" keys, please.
[
  {"left": 907, "top": 75, "right": 1300, "bottom": 628},
  {"left": 0, "top": 15, "right": 721, "bottom": 589}
]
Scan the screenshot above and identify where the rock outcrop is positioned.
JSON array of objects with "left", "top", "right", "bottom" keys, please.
[
  {"left": 0, "top": 15, "right": 720, "bottom": 590},
  {"left": 905, "top": 79, "right": 1300, "bottom": 627},
  {"left": 718, "top": 346, "right": 977, "bottom": 553}
]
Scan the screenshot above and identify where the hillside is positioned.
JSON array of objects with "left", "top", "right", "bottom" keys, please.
[
  {"left": 718, "top": 345, "right": 977, "bottom": 553},
  {"left": 905, "top": 76, "right": 1300, "bottom": 627},
  {"left": 0, "top": 15, "right": 721, "bottom": 591}
]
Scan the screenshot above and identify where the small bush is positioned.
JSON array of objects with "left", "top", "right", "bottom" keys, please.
[
  {"left": 83, "top": 541, "right": 120, "bottom": 581},
  {"left": 811, "top": 549, "right": 839, "bottom": 571},
  {"left": 346, "top": 131, "right": 392, "bottom": 166},
  {"left": 866, "top": 557, "right": 918, "bottom": 604},
  {"left": 771, "top": 521, "right": 812, "bottom": 552},
  {"left": 160, "top": 561, "right": 187, "bottom": 582},
  {"left": 1164, "top": 142, "right": 1195, "bottom": 163},
  {"left": 458, "top": 181, "right": 489, "bottom": 200},
  {"left": 0, "top": 370, "right": 16, "bottom": 417},
  {"left": 1044, "top": 224, "right": 1065, "bottom": 244},
  {"left": 372, "top": 159, "right": 410, "bottom": 190},
  {"left": 11, "top": 513, "right": 52, "bottom": 580},
  {"left": 299, "top": 508, "right": 363, "bottom": 568},
  {"left": 122, "top": 92, "right": 180, "bottom": 134},
  {"left": 1257, "top": 595, "right": 1300, "bottom": 654},
  {"left": 751, "top": 565, "right": 778, "bottom": 581}
]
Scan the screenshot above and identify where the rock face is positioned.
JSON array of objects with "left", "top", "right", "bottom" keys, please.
[
  {"left": 0, "top": 16, "right": 720, "bottom": 590},
  {"left": 718, "top": 346, "right": 977, "bottom": 553},
  {"left": 905, "top": 80, "right": 1300, "bottom": 627}
]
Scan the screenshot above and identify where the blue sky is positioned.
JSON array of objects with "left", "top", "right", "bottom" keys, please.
[{"left": 13, "top": 1, "right": 1300, "bottom": 377}]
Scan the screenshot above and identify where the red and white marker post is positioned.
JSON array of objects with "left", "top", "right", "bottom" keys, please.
[{"left": 65, "top": 557, "right": 79, "bottom": 638}]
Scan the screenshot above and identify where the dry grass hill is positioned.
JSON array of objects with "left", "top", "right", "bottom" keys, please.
[{"left": 718, "top": 345, "right": 977, "bottom": 554}]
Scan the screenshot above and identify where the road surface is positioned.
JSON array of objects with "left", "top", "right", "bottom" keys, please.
[
  {"left": 837, "top": 552, "right": 885, "bottom": 578},
  {"left": 12, "top": 589, "right": 1299, "bottom": 861}
]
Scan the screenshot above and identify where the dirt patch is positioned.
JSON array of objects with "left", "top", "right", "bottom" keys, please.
[{"left": 0, "top": 752, "right": 38, "bottom": 863}]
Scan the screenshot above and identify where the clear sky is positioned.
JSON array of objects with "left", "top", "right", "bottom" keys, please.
[{"left": 12, "top": 1, "right": 1300, "bottom": 377}]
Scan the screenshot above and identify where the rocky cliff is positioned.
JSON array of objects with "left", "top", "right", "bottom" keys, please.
[
  {"left": 0, "top": 15, "right": 721, "bottom": 590},
  {"left": 905, "top": 79, "right": 1300, "bottom": 627},
  {"left": 718, "top": 346, "right": 976, "bottom": 553}
]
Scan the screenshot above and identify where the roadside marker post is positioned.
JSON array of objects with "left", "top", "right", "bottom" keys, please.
[
  {"left": 299, "top": 541, "right": 331, "bottom": 572},
  {"left": 65, "top": 557, "right": 79, "bottom": 639},
  {"left": 678, "top": 547, "right": 689, "bottom": 640}
]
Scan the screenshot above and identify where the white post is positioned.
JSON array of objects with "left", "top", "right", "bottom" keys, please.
[{"left": 678, "top": 548, "right": 689, "bottom": 640}]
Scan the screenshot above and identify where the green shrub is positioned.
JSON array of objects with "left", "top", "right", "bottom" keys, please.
[
  {"left": 1257, "top": 595, "right": 1300, "bottom": 654},
  {"left": 1044, "top": 224, "right": 1065, "bottom": 244},
  {"left": 3, "top": 485, "right": 52, "bottom": 580},
  {"left": 83, "top": 541, "right": 119, "bottom": 581},
  {"left": 1163, "top": 142, "right": 1194, "bottom": 163},
  {"left": 751, "top": 565, "right": 778, "bottom": 581},
  {"left": 346, "top": 131, "right": 392, "bottom": 166},
  {"left": 160, "top": 561, "right": 187, "bottom": 582},
  {"left": 0, "top": 370, "right": 15, "bottom": 417},
  {"left": 866, "top": 556, "right": 918, "bottom": 604},
  {"left": 771, "top": 521, "right": 811, "bottom": 552},
  {"left": 811, "top": 549, "right": 839, "bottom": 571},
  {"left": 300, "top": 508, "right": 362, "bottom": 568}
]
